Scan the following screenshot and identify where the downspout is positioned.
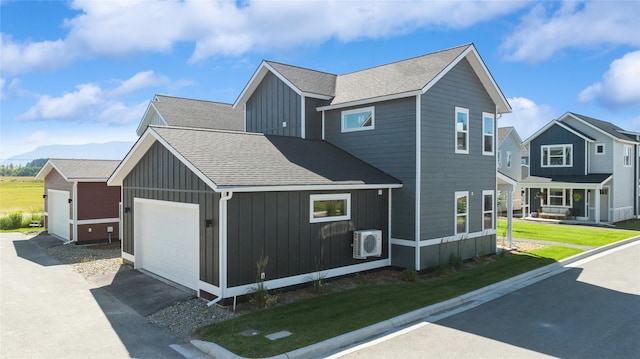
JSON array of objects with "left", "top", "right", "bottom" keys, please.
[
  {"left": 208, "top": 191, "right": 233, "bottom": 307},
  {"left": 65, "top": 181, "right": 78, "bottom": 245}
]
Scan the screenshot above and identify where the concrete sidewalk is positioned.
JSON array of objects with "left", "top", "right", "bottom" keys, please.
[{"left": 191, "top": 236, "right": 640, "bottom": 359}]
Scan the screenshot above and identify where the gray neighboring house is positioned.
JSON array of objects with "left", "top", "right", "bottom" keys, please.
[
  {"left": 136, "top": 94, "right": 244, "bottom": 135},
  {"left": 522, "top": 112, "right": 640, "bottom": 224},
  {"left": 109, "top": 43, "right": 511, "bottom": 301},
  {"left": 497, "top": 126, "right": 527, "bottom": 215}
]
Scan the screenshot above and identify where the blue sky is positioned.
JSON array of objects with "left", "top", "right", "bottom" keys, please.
[{"left": 1, "top": 0, "right": 639, "bottom": 162}]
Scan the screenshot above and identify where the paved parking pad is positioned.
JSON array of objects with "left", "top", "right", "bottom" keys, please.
[{"left": 100, "top": 269, "right": 196, "bottom": 317}]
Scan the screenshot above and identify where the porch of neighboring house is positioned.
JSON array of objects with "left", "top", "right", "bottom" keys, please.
[{"left": 519, "top": 174, "right": 613, "bottom": 225}]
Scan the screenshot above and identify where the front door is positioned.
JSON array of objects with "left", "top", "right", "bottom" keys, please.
[{"left": 600, "top": 188, "right": 609, "bottom": 222}]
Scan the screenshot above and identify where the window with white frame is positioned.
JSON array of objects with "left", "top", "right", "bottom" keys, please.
[
  {"left": 483, "top": 190, "right": 494, "bottom": 231},
  {"left": 482, "top": 112, "right": 494, "bottom": 155},
  {"left": 310, "top": 193, "right": 351, "bottom": 223},
  {"left": 506, "top": 151, "right": 512, "bottom": 168},
  {"left": 595, "top": 143, "right": 605, "bottom": 155},
  {"left": 624, "top": 145, "right": 632, "bottom": 167},
  {"left": 455, "top": 191, "right": 468, "bottom": 234},
  {"left": 455, "top": 107, "right": 469, "bottom": 154},
  {"left": 497, "top": 150, "right": 502, "bottom": 168},
  {"left": 542, "top": 188, "right": 572, "bottom": 207},
  {"left": 541, "top": 144, "right": 572, "bottom": 167},
  {"left": 341, "top": 107, "right": 374, "bottom": 132}
]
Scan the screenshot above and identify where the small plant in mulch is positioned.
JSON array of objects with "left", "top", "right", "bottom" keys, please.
[
  {"left": 400, "top": 269, "right": 419, "bottom": 282},
  {"left": 248, "top": 252, "right": 278, "bottom": 308}
]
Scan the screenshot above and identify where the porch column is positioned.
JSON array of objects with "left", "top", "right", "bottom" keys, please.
[
  {"left": 594, "top": 186, "right": 601, "bottom": 225},
  {"left": 507, "top": 189, "right": 513, "bottom": 248}
]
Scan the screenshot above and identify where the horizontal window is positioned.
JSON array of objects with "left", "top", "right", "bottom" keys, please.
[
  {"left": 541, "top": 144, "right": 572, "bottom": 167},
  {"left": 310, "top": 193, "right": 351, "bottom": 223},
  {"left": 341, "top": 107, "right": 374, "bottom": 132}
]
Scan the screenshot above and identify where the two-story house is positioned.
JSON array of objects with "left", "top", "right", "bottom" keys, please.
[
  {"left": 497, "top": 126, "right": 527, "bottom": 216},
  {"left": 521, "top": 112, "right": 639, "bottom": 224},
  {"left": 108, "top": 43, "right": 511, "bottom": 301}
]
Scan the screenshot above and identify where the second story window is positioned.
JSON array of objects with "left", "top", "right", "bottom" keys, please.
[
  {"left": 506, "top": 151, "right": 512, "bottom": 168},
  {"left": 482, "top": 112, "right": 494, "bottom": 155},
  {"left": 541, "top": 144, "right": 572, "bottom": 167},
  {"left": 624, "top": 145, "right": 632, "bottom": 167},
  {"left": 595, "top": 143, "right": 605, "bottom": 155},
  {"left": 342, "top": 107, "right": 374, "bottom": 132},
  {"left": 455, "top": 107, "right": 469, "bottom": 154}
]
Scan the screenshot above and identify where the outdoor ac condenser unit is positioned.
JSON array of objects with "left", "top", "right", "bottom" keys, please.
[{"left": 353, "top": 229, "right": 382, "bottom": 259}]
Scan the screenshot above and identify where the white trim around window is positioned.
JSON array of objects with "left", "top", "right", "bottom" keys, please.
[
  {"left": 482, "top": 190, "right": 494, "bottom": 231},
  {"left": 341, "top": 107, "right": 375, "bottom": 133},
  {"left": 595, "top": 143, "right": 605, "bottom": 155},
  {"left": 455, "top": 107, "right": 469, "bottom": 154},
  {"left": 455, "top": 191, "right": 469, "bottom": 235},
  {"left": 623, "top": 145, "right": 632, "bottom": 167},
  {"left": 482, "top": 112, "right": 494, "bottom": 155},
  {"left": 541, "top": 144, "right": 573, "bottom": 167},
  {"left": 309, "top": 193, "right": 351, "bottom": 223}
]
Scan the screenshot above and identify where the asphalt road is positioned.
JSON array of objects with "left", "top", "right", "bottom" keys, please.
[
  {"left": 0, "top": 232, "right": 191, "bottom": 359},
  {"left": 333, "top": 241, "right": 640, "bottom": 359}
]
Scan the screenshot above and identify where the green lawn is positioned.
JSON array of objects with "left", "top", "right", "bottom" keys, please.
[
  {"left": 196, "top": 251, "right": 559, "bottom": 358},
  {"left": 614, "top": 218, "right": 640, "bottom": 231},
  {"left": 197, "top": 219, "right": 638, "bottom": 357},
  {"left": 0, "top": 177, "right": 44, "bottom": 215},
  {"left": 497, "top": 219, "right": 637, "bottom": 246}
]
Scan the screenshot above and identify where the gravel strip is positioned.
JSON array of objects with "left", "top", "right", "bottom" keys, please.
[
  {"left": 148, "top": 299, "right": 236, "bottom": 339},
  {"left": 46, "top": 243, "right": 125, "bottom": 277}
]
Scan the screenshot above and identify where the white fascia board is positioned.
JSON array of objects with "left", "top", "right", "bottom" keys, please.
[
  {"left": 523, "top": 120, "right": 556, "bottom": 145},
  {"left": 233, "top": 61, "right": 270, "bottom": 109},
  {"left": 215, "top": 183, "right": 402, "bottom": 193},
  {"left": 34, "top": 161, "right": 56, "bottom": 181},
  {"left": 300, "top": 92, "right": 333, "bottom": 100},
  {"left": 107, "top": 130, "right": 158, "bottom": 186},
  {"left": 422, "top": 45, "right": 511, "bottom": 114},
  {"left": 316, "top": 90, "right": 421, "bottom": 112},
  {"left": 66, "top": 178, "right": 111, "bottom": 183},
  {"left": 555, "top": 121, "right": 596, "bottom": 142},
  {"left": 497, "top": 171, "right": 518, "bottom": 188},
  {"left": 135, "top": 101, "right": 165, "bottom": 136},
  {"left": 564, "top": 113, "right": 638, "bottom": 144}
]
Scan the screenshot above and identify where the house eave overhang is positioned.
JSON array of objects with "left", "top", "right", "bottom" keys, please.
[
  {"left": 34, "top": 161, "right": 57, "bottom": 181},
  {"left": 215, "top": 183, "right": 403, "bottom": 193},
  {"left": 107, "top": 127, "right": 218, "bottom": 190},
  {"left": 316, "top": 91, "right": 421, "bottom": 112},
  {"left": 497, "top": 171, "right": 518, "bottom": 188},
  {"left": 520, "top": 175, "right": 613, "bottom": 189},
  {"left": 565, "top": 113, "right": 640, "bottom": 145}
]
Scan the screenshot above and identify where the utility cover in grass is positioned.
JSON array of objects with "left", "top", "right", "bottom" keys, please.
[
  {"left": 241, "top": 329, "right": 260, "bottom": 337},
  {"left": 265, "top": 331, "right": 292, "bottom": 340}
]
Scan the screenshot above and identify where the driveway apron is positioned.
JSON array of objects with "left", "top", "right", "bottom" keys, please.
[{"left": 0, "top": 232, "right": 185, "bottom": 359}]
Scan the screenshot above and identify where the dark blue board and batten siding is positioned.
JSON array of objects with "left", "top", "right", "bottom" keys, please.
[
  {"left": 121, "top": 142, "right": 220, "bottom": 287},
  {"left": 324, "top": 97, "right": 417, "bottom": 241},
  {"left": 419, "top": 57, "right": 497, "bottom": 268},
  {"left": 530, "top": 124, "right": 586, "bottom": 177},
  {"left": 246, "top": 71, "right": 302, "bottom": 137},
  {"left": 226, "top": 189, "right": 389, "bottom": 287}
]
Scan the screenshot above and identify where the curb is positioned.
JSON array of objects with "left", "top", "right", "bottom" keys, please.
[{"left": 192, "top": 236, "right": 640, "bottom": 359}]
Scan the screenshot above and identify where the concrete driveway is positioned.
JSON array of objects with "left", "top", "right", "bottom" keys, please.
[{"left": 0, "top": 232, "right": 200, "bottom": 359}]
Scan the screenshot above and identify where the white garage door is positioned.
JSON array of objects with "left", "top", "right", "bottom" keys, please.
[
  {"left": 134, "top": 199, "right": 199, "bottom": 290},
  {"left": 48, "top": 190, "right": 70, "bottom": 241}
]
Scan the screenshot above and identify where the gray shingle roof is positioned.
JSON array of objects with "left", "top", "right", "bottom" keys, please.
[
  {"left": 151, "top": 126, "right": 400, "bottom": 188},
  {"left": 266, "top": 61, "right": 336, "bottom": 97},
  {"left": 521, "top": 174, "right": 612, "bottom": 185},
  {"left": 47, "top": 159, "right": 121, "bottom": 180},
  {"left": 568, "top": 112, "right": 638, "bottom": 142},
  {"left": 330, "top": 44, "right": 470, "bottom": 105},
  {"left": 498, "top": 127, "right": 513, "bottom": 144},
  {"left": 153, "top": 95, "right": 243, "bottom": 131}
]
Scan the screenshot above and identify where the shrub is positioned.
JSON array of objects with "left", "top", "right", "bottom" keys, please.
[
  {"left": 0, "top": 212, "right": 23, "bottom": 230},
  {"left": 401, "top": 269, "right": 419, "bottom": 282}
]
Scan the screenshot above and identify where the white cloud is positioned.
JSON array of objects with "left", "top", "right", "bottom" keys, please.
[
  {"left": 19, "top": 71, "right": 164, "bottom": 124},
  {"left": 0, "top": 78, "right": 5, "bottom": 100},
  {"left": 500, "top": 97, "right": 557, "bottom": 140},
  {"left": 2, "top": 0, "right": 530, "bottom": 75},
  {"left": 501, "top": 1, "right": 640, "bottom": 63},
  {"left": 578, "top": 51, "right": 640, "bottom": 109}
]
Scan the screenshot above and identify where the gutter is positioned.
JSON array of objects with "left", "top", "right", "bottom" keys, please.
[{"left": 208, "top": 191, "right": 233, "bottom": 307}]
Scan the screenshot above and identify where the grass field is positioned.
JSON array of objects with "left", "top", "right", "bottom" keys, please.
[{"left": 0, "top": 177, "right": 44, "bottom": 215}]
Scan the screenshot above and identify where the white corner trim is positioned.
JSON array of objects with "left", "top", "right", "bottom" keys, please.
[{"left": 122, "top": 252, "right": 134, "bottom": 263}]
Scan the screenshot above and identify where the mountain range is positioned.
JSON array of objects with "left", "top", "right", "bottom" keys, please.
[{"left": 1, "top": 141, "right": 135, "bottom": 166}]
